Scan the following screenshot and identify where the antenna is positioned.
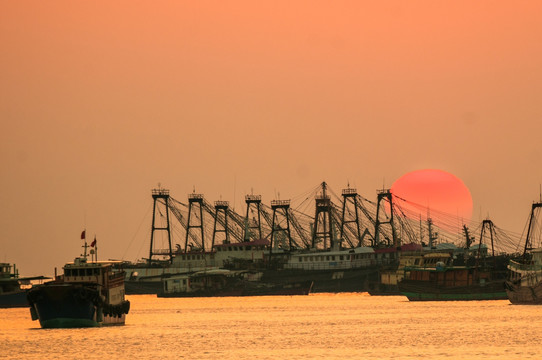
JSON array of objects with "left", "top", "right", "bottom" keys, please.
[{"left": 233, "top": 174, "right": 236, "bottom": 211}]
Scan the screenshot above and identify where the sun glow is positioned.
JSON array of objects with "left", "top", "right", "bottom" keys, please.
[{"left": 390, "top": 169, "right": 473, "bottom": 225}]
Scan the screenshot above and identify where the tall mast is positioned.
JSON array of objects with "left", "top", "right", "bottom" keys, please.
[
  {"left": 312, "top": 182, "right": 334, "bottom": 249},
  {"left": 340, "top": 186, "right": 362, "bottom": 247},
  {"left": 149, "top": 188, "right": 173, "bottom": 263},
  {"left": 524, "top": 202, "right": 542, "bottom": 257},
  {"left": 244, "top": 194, "right": 263, "bottom": 241},
  {"left": 374, "top": 189, "right": 398, "bottom": 247},
  {"left": 269, "top": 199, "right": 293, "bottom": 254}
]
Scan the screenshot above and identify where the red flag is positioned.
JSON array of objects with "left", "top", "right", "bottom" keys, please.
[
  {"left": 81, "top": 230, "right": 86, "bottom": 240},
  {"left": 90, "top": 237, "right": 96, "bottom": 248}
]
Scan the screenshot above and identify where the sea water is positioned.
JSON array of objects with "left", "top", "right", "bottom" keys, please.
[{"left": 1, "top": 293, "right": 541, "bottom": 360}]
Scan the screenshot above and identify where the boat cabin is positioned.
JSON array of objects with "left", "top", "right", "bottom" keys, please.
[
  {"left": 508, "top": 248, "right": 542, "bottom": 287},
  {"left": 406, "top": 266, "right": 493, "bottom": 287},
  {"left": 283, "top": 247, "right": 376, "bottom": 271},
  {"left": 62, "top": 257, "right": 124, "bottom": 288}
]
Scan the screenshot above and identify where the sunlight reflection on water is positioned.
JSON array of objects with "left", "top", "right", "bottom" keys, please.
[{"left": 1, "top": 293, "right": 541, "bottom": 359}]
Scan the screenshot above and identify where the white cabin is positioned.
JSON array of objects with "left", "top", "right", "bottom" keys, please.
[{"left": 283, "top": 247, "right": 376, "bottom": 271}]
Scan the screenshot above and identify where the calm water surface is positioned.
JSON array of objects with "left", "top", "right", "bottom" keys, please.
[{"left": 1, "top": 293, "right": 541, "bottom": 359}]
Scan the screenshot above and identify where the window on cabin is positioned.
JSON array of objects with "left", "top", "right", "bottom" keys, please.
[
  {"left": 339, "top": 255, "right": 343, "bottom": 260},
  {"left": 299, "top": 257, "right": 302, "bottom": 262}
]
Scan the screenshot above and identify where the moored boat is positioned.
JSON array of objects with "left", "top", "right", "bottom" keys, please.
[
  {"left": 27, "top": 233, "right": 130, "bottom": 328},
  {"left": 505, "top": 202, "right": 542, "bottom": 304},
  {"left": 398, "top": 263, "right": 507, "bottom": 301},
  {"left": 505, "top": 249, "right": 542, "bottom": 304},
  {"left": 368, "top": 245, "right": 446, "bottom": 296},
  {"left": 397, "top": 218, "right": 512, "bottom": 301},
  {"left": 158, "top": 269, "right": 313, "bottom": 297},
  {"left": 0, "top": 263, "right": 49, "bottom": 308}
]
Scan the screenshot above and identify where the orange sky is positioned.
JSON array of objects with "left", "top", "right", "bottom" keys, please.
[{"left": 1, "top": 1, "right": 542, "bottom": 275}]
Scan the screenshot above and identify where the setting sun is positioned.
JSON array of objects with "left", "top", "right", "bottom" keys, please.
[{"left": 390, "top": 169, "right": 473, "bottom": 224}]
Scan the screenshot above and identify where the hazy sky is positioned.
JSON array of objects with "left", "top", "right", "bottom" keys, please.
[{"left": 2, "top": 1, "right": 541, "bottom": 276}]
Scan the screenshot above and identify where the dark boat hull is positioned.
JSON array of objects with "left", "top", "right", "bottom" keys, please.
[
  {"left": 261, "top": 267, "right": 379, "bottom": 293},
  {"left": 27, "top": 284, "right": 129, "bottom": 328},
  {"left": 398, "top": 279, "right": 507, "bottom": 301},
  {"left": 0, "top": 290, "right": 29, "bottom": 308},
  {"left": 132, "top": 266, "right": 380, "bottom": 295},
  {"left": 505, "top": 280, "right": 542, "bottom": 304}
]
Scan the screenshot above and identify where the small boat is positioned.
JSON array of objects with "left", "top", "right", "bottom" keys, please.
[
  {"left": 27, "top": 234, "right": 130, "bottom": 328},
  {"left": 0, "top": 263, "right": 49, "bottom": 308},
  {"left": 505, "top": 202, "right": 542, "bottom": 304},
  {"left": 158, "top": 269, "right": 313, "bottom": 297}
]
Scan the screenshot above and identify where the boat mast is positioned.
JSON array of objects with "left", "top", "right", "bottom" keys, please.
[
  {"left": 269, "top": 199, "right": 293, "bottom": 254},
  {"left": 212, "top": 200, "right": 230, "bottom": 246},
  {"left": 523, "top": 202, "right": 542, "bottom": 258},
  {"left": 340, "top": 186, "right": 362, "bottom": 247},
  {"left": 312, "top": 182, "right": 334, "bottom": 250},
  {"left": 477, "top": 219, "right": 497, "bottom": 269},
  {"left": 81, "top": 233, "right": 89, "bottom": 260},
  {"left": 427, "top": 218, "right": 438, "bottom": 249},
  {"left": 185, "top": 192, "right": 205, "bottom": 253},
  {"left": 244, "top": 194, "right": 263, "bottom": 241},
  {"left": 374, "top": 189, "right": 398, "bottom": 248},
  {"left": 149, "top": 188, "right": 173, "bottom": 264},
  {"left": 463, "top": 225, "right": 474, "bottom": 249}
]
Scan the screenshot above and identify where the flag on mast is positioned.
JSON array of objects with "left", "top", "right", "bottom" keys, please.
[
  {"left": 91, "top": 236, "right": 97, "bottom": 248},
  {"left": 81, "top": 230, "right": 86, "bottom": 240}
]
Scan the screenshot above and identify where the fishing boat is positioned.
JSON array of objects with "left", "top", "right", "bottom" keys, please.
[
  {"left": 368, "top": 244, "right": 444, "bottom": 296},
  {"left": 27, "top": 234, "right": 130, "bottom": 328},
  {"left": 158, "top": 269, "right": 313, "bottom": 297},
  {"left": 260, "top": 246, "right": 383, "bottom": 293},
  {"left": 397, "top": 217, "right": 512, "bottom": 301},
  {"left": 0, "top": 263, "right": 49, "bottom": 308},
  {"left": 398, "top": 263, "right": 507, "bottom": 301},
  {"left": 505, "top": 202, "right": 542, "bottom": 304}
]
